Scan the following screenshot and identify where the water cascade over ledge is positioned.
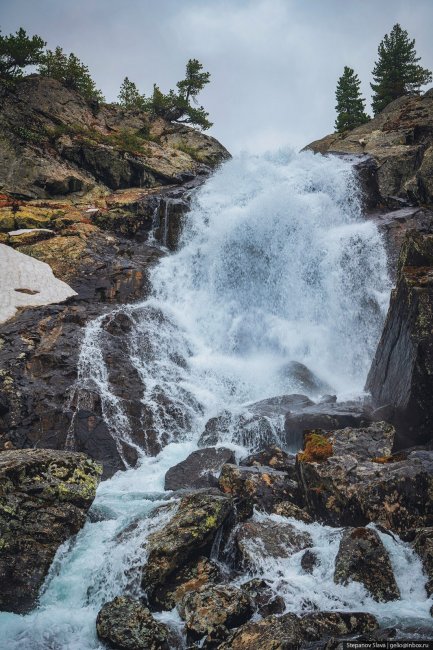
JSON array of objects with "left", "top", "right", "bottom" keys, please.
[{"left": 4, "top": 149, "right": 430, "bottom": 649}]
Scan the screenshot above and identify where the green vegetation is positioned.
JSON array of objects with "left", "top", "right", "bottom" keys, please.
[
  {"left": 117, "top": 59, "right": 213, "bottom": 130},
  {"left": 335, "top": 66, "right": 370, "bottom": 133},
  {"left": 0, "top": 27, "right": 45, "bottom": 79},
  {"left": 117, "top": 77, "right": 147, "bottom": 111},
  {"left": 38, "top": 46, "right": 104, "bottom": 102},
  {"left": 371, "top": 24, "right": 432, "bottom": 114}
]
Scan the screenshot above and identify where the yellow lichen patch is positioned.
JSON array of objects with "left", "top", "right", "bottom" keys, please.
[
  {"left": 371, "top": 453, "right": 405, "bottom": 464},
  {"left": 298, "top": 431, "right": 333, "bottom": 463},
  {"left": 12, "top": 206, "right": 60, "bottom": 229},
  {"left": 18, "top": 235, "right": 88, "bottom": 282}
]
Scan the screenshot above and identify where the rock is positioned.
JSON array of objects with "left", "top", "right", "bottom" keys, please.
[
  {"left": 0, "top": 76, "right": 230, "bottom": 199},
  {"left": 272, "top": 501, "right": 313, "bottom": 522},
  {"left": 247, "top": 393, "right": 314, "bottom": 417},
  {"left": 241, "top": 445, "right": 296, "bottom": 476},
  {"left": 198, "top": 410, "right": 276, "bottom": 449},
  {"left": 240, "top": 579, "right": 285, "bottom": 617},
  {"left": 219, "top": 611, "right": 378, "bottom": 649},
  {"left": 278, "top": 361, "right": 334, "bottom": 397},
  {"left": 334, "top": 527, "right": 400, "bottom": 601},
  {"left": 96, "top": 596, "right": 169, "bottom": 650},
  {"left": 413, "top": 528, "right": 433, "bottom": 596},
  {"left": 284, "top": 401, "right": 372, "bottom": 450},
  {"left": 141, "top": 492, "right": 233, "bottom": 596},
  {"left": 219, "top": 464, "right": 299, "bottom": 513},
  {"left": 305, "top": 91, "right": 433, "bottom": 207},
  {"left": 0, "top": 448, "right": 101, "bottom": 613},
  {"left": 164, "top": 447, "right": 235, "bottom": 491},
  {"left": 149, "top": 556, "right": 222, "bottom": 611},
  {"left": 179, "top": 584, "right": 253, "bottom": 642},
  {"left": 296, "top": 423, "right": 433, "bottom": 533},
  {"left": 301, "top": 549, "right": 319, "bottom": 574},
  {"left": 235, "top": 520, "right": 312, "bottom": 567},
  {"left": 366, "top": 230, "right": 433, "bottom": 447}
]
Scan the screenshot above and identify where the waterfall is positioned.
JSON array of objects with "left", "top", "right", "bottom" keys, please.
[
  {"left": 3, "top": 148, "right": 420, "bottom": 650},
  {"left": 68, "top": 148, "right": 390, "bottom": 455}
]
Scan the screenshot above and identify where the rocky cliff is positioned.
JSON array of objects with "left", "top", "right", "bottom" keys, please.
[
  {"left": 0, "top": 75, "right": 230, "bottom": 477},
  {"left": 306, "top": 89, "right": 433, "bottom": 208}
]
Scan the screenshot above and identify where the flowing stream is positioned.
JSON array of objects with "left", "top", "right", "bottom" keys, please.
[{"left": 1, "top": 149, "right": 432, "bottom": 648}]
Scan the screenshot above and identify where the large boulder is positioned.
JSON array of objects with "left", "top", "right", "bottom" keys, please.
[
  {"left": 219, "top": 464, "right": 299, "bottom": 514},
  {"left": 334, "top": 527, "right": 400, "bottom": 602},
  {"left": 179, "top": 584, "right": 253, "bottom": 642},
  {"left": 198, "top": 410, "right": 277, "bottom": 449},
  {"left": 305, "top": 91, "right": 433, "bottom": 207},
  {"left": 296, "top": 423, "right": 433, "bottom": 534},
  {"left": 149, "top": 555, "right": 222, "bottom": 611},
  {"left": 235, "top": 519, "right": 312, "bottom": 568},
  {"left": 96, "top": 596, "right": 170, "bottom": 650},
  {"left": 219, "top": 611, "right": 378, "bottom": 649},
  {"left": 366, "top": 230, "right": 433, "bottom": 447},
  {"left": 164, "top": 447, "right": 235, "bottom": 491},
  {"left": 141, "top": 492, "right": 233, "bottom": 596},
  {"left": 0, "top": 448, "right": 101, "bottom": 612}
]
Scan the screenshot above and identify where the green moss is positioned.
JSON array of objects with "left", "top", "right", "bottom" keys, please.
[{"left": 175, "top": 142, "right": 203, "bottom": 162}]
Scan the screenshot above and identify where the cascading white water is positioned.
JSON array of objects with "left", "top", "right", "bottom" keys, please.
[
  {"left": 3, "top": 149, "right": 430, "bottom": 649},
  {"left": 67, "top": 148, "right": 391, "bottom": 458}
]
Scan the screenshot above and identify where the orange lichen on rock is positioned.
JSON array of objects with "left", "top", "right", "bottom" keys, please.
[
  {"left": 371, "top": 453, "right": 405, "bottom": 464},
  {"left": 298, "top": 431, "right": 333, "bottom": 463}
]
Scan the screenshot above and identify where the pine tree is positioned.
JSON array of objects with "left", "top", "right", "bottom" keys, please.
[
  {"left": 371, "top": 24, "right": 432, "bottom": 114},
  {"left": 335, "top": 66, "right": 370, "bottom": 133},
  {"left": 0, "top": 27, "right": 46, "bottom": 79},
  {"left": 147, "top": 59, "right": 212, "bottom": 130},
  {"left": 38, "top": 47, "right": 104, "bottom": 102},
  {"left": 118, "top": 77, "right": 146, "bottom": 111}
]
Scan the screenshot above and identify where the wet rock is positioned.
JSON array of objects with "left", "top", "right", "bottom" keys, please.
[
  {"left": 219, "top": 611, "right": 378, "bottom": 649},
  {"left": 305, "top": 91, "right": 433, "bottom": 207},
  {"left": 334, "top": 527, "right": 400, "bottom": 601},
  {"left": 0, "top": 449, "right": 102, "bottom": 613},
  {"left": 164, "top": 447, "right": 235, "bottom": 491},
  {"left": 297, "top": 423, "right": 433, "bottom": 533},
  {"left": 240, "top": 579, "right": 285, "bottom": 617},
  {"left": 179, "top": 584, "right": 253, "bottom": 641},
  {"left": 235, "top": 519, "right": 312, "bottom": 567},
  {"left": 96, "top": 596, "right": 169, "bottom": 650},
  {"left": 272, "top": 501, "right": 313, "bottom": 522},
  {"left": 241, "top": 445, "right": 296, "bottom": 477},
  {"left": 284, "top": 401, "right": 372, "bottom": 450},
  {"left": 247, "top": 393, "right": 314, "bottom": 417},
  {"left": 219, "top": 464, "right": 299, "bottom": 513},
  {"left": 413, "top": 528, "right": 433, "bottom": 596},
  {"left": 367, "top": 230, "right": 433, "bottom": 447},
  {"left": 279, "top": 361, "right": 334, "bottom": 397},
  {"left": 149, "top": 556, "right": 222, "bottom": 611},
  {"left": 198, "top": 410, "right": 276, "bottom": 449},
  {"left": 141, "top": 492, "right": 233, "bottom": 596},
  {"left": 301, "top": 549, "right": 319, "bottom": 574}
]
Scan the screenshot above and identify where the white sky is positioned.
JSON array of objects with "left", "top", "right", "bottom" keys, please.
[{"left": 1, "top": 0, "right": 432, "bottom": 153}]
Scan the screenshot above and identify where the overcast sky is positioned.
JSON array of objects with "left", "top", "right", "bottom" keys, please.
[{"left": 1, "top": 0, "right": 432, "bottom": 152}]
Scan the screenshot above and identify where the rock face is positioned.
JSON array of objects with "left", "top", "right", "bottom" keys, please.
[
  {"left": 366, "top": 230, "right": 433, "bottom": 447},
  {"left": 96, "top": 596, "right": 170, "bottom": 650},
  {"left": 305, "top": 90, "right": 433, "bottom": 207},
  {"left": 141, "top": 492, "right": 233, "bottom": 596},
  {"left": 164, "top": 447, "right": 235, "bottom": 491},
  {"left": 0, "top": 448, "right": 101, "bottom": 613},
  {"left": 297, "top": 422, "right": 433, "bottom": 533},
  {"left": 334, "top": 527, "right": 400, "bottom": 602},
  {"left": 0, "top": 75, "right": 230, "bottom": 199},
  {"left": 219, "top": 611, "right": 378, "bottom": 650},
  {"left": 413, "top": 528, "right": 433, "bottom": 596}
]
